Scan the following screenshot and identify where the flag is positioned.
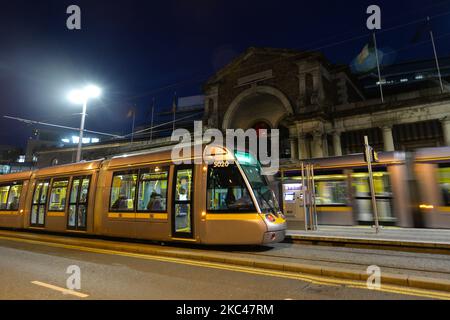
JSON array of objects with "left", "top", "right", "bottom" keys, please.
[
  {"left": 351, "top": 36, "right": 382, "bottom": 74},
  {"left": 357, "top": 38, "right": 375, "bottom": 65},
  {"left": 126, "top": 107, "right": 136, "bottom": 118}
]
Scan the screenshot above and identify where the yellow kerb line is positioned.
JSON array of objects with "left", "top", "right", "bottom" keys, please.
[
  {"left": 31, "top": 281, "right": 89, "bottom": 298},
  {"left": 1, "top": 235, "right": 449, "bottom": 300}
]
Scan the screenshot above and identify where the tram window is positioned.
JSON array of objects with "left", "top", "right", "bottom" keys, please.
[
  {"left": 110, "top": 171, "right": 138, "bottom": 211},
  {"left": 175, "top": 170, "right": 192, "bottom": 202},
  {"left": 48, "top": 179, "right": 69, "bottom": 211},
  {"left": 351, "top": 172, "right": 392, "bottom": 197},
  {"left": 0, "top": 185, "right": 10, "bottom": 210},
  {"left": 7, "top": 183, "right": 22, "bottom": 211},
  {"left": 314, "top": 175, "right": 348, "bottom": 206},
  {"left": 137, "top": 168, "right": 168, "bottom": 212},
  {"left": 207, "top": 165, "right": 256, "bottom": 213},
  {"left": 438, "top": 166, "right": 450, "bottom": 206},
  {"left": 238, "top": 156, "right": 280, "bottom": 214}
]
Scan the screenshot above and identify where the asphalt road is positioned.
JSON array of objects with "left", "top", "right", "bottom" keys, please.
[{"left": 0, "top": 238, "right": 430, "bottom": 300}]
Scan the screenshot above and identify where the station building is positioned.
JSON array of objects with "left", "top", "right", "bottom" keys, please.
[{"left": 203, "top": 47, "right": 450, "bottom": 160}]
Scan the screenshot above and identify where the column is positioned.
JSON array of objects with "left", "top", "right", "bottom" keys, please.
[
  {"left": 297, "top": 134, "right": 309, "bottom": 160},
  {"left": 312, "top": 132, "right": 324, "bottom": 158},
  {"left": 442, "top": 119, "right": 450, "bottom": 146},
  {"left": 382, "top": 126, "right": 395, "bottom": 152},
  {"left": 333, "top": 131, "right": 343, "bottom": 156},
  {"left": 289, "top": 138, "right": 298, "bottom": 160}
]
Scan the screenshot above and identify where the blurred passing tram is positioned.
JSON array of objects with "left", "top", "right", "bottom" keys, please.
[
  {"left": 278, "top": 147, "right": 450, "bottom": 229},
  {"left": 0, "top": 144, "right": 286, "bottom": 245}
]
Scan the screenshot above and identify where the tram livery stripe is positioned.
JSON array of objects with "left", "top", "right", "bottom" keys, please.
[
  {"left": 108, "top": 213, "right": 168, "bottom": 220},
  {"left": 205, "top": 213, "right": 262, "bottom": 221},
  {"left": 47, "top": 212, "right": 65, "bottom": 217},
  {"left": 0, "top": 211, "right": 19, "bottom": 216}
]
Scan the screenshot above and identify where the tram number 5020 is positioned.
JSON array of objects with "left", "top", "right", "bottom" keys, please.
[{"left": 214, "top": 161, "right": 229, "bottom": 168}]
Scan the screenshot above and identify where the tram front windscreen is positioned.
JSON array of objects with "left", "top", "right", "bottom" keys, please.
[{"left": 235, "top": 152, "right": 281, "bottom": 215}]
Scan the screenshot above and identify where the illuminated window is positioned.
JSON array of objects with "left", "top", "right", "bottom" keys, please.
[
  {"left": 7, "top": 183, "right": 22, "bottom": 210},
  {"left": 48, "top": 179, "right": 69, "bottom": 212},
  {"left": 110, "top": 171, "right": 138, "bottom": 211},
  {"left": 207, "top": 165, "right": 256, "bottom": 213},
  {"left": 137, "top": 168, "right": 168, "bottom": 212},
  {"left": 351, "top": 172, "right": 392, "bottom": 197},
  {"left": 314, "top": 174, "right": 348, "bottom": 206},
  {"left": 438, "top": 165, "right": 450, "bottom": 206},
  {"left": 0, "top": 185, "right": 11, "bottom": 210}
]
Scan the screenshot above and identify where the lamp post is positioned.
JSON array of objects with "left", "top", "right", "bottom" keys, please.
[{"left": 68, "top": 85, "right": 101, "bottom": 162}]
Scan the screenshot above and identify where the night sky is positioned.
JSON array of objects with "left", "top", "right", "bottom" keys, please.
[{"left": 1, "top": 0, "right": 450, "bottom": 149}]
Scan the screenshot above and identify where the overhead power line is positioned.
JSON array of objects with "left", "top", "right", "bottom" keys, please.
[{"left": 3, "top": 116, "right": 125, "bottom": 139}]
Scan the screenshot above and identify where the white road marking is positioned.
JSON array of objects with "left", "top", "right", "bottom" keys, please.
[{"left": 31, "top": 281, "right": 89, "bottom": 298}]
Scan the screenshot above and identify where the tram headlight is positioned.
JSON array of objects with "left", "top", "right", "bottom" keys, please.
[{"left": 265, "top": 214, "right": 276, "bottom": 223}]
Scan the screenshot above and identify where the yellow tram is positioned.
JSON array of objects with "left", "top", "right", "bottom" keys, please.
[{"left": 0, "top": 144, "right": 287, "bottom": 245}]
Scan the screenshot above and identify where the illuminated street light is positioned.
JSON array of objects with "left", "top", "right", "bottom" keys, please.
[{"left": 67, "top": 85, "right": 102, "bottom": 162}]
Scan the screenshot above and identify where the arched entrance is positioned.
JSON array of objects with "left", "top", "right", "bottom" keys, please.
[{"left": 222, "top": 86, "right": 294, "bottom": 130}]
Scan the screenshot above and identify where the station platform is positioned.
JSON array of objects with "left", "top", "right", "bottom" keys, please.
[{"left": 285, "top": 226, "right": 450, "bottom": 254}]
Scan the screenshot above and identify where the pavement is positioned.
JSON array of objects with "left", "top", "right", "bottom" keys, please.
[
  {"left": 0, "top": 229, "right": 450, "bottom": 299},
  {"left": 0, "top": 236, "right": 433, "bottom": 300},
  {"left": 286, "top": 226, "right": 450, "bottom": 254}
]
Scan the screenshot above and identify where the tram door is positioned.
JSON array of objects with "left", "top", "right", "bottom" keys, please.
[{"left": 172, "top": 166, "right": 194, "bottom": 239}]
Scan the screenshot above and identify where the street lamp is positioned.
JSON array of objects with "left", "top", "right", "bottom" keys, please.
[{"left": 68, "top": 85, "right": 102, "bottom": 162}]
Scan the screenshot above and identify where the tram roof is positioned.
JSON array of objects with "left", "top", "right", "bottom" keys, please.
[
  {"left": 280, "top": 151, "right": 406, "bottom": 172},
  {"left": 0, "top": 170, "right": 33, "bottom": 183},
  {"left": 415, "top": 147, "right": 450, "bottom": 162},
  {"left": 33, "top": 159, "right": 104, "bottom": 178}
]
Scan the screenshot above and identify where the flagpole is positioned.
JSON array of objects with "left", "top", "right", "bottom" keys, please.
[
  {"left": 150, "top": 98, "right": 155, "bottom": 142},
  {"left": 428, "top": 16, "right": 444, "bottom": 93},
  {"left": 173, "top": 92, "right": 177, "bottom": 133},
  {"left": 131, "top": 107, "right": 136, "bottom": 143},
  {"left": 372, "top": 32, "right": 384, "bottom": 103}
]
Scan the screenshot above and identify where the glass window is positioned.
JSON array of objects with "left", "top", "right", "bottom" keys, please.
[
  {"left": 48, "top": 179, "right": 69, "bottom": 211},
  {"left": 236, "top": 152, "right": 280, "bottom": 214},
  {"left": 351, "top": 172, "right": 392, "bottom": 197},
  {"left": 207, "top": 165, "right": 256, "bottom": 213},
  {"left": 175, "top": 169, "right": 192, "bottom": 202},
  {"left": 438, "top": 166, "right": 450, "bottom": 206},
  {"left": 137, "top": 169, "right": 168, "bottom": 212},
  {"left": 110, "top": 171, "right": 138, "bottom": 211},
  {"left": 7, "top": 183, "right": 22, "bottom": 210},
  {"left": 314, "top": 175, "right": 348, "bottom": 206},
  {"left": 0, "top": 185, "right": 10, "bottom": 210}
]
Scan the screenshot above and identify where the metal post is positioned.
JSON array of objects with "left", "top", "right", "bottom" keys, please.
[
  {"left": 301, "top": 163, "right": 308, "bottom": 231},
  {"left": 310, "top": 164, "right": 318, "bottom": 231},
  {"left": 428, "top": 17, "right": 444, "bottom": 93},
  {"left": 364, "top": 136, "right": 380, "bottom": 234},
  {"left": 373, "top": 32, "right": 384, "bottom": 103},
  {"left": 150, "top": 100, "right": 155, "bottom": 142},
  {"left": 131, "top": 109, "right": 136, "bottom": 144},
  {"left": 76, "top": 101, "right": 87, "bottom": 163},
  {"left": 281, "top": 169, "right": 286, "bottom": 214}
]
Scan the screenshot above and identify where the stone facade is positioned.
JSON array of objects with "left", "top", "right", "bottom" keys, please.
[{"left": 204, "top": 47, "right": 450, "bottom": 160}]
